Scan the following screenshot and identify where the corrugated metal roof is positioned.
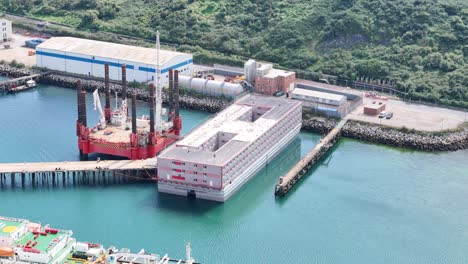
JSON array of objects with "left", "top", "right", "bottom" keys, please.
[
  {"left": 37, "top": 37, "right": 189, "bottom": 65},
  {"left": 292, "top": 88, "right": 346, "bottom": 102}
]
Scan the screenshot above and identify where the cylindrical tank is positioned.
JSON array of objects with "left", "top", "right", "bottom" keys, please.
[
  {"left": 0, "top": 247, "right": 14, "bottom": 257},
  {"left": 178, "top": 75, "right": 192, "bottom": 90},
  {"left": 206, "top": 80, "right": 223, "bottom": 96},
  {"left": 177, "top": 77, "right": 244, "bottom": 98},
  {"left": 223, "top": 82, "right": 243, "bottom": 97},
  {"left": 190, "top": 78, "right": 208, "bottom": 94}
]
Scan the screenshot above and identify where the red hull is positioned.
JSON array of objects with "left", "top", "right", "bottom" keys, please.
[{"left": 77, "top": 122, "right": 179, "bottom": 160}]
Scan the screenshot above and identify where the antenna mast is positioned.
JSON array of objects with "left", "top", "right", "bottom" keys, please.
[{"left": 155, "top": 31, "right": 162, "bottom": 132}]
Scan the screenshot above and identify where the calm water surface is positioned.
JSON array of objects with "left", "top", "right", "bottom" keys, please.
[{"left": 0, "top": 85, "right": 467, "bottom": 263}]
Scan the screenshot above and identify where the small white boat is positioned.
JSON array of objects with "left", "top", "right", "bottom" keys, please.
[{"left": 8, "top": 80, "right": 36, "bottom": 93}]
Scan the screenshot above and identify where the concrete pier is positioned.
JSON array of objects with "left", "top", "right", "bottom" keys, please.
[
  {"left": 0, "top": 158, "right": 157, "bottom": 188},
  {"left": 0, "top": 73, "right": 43, "bottom": 92},
  {"left": 274, "top": 119, "right": 347, "bottom": 197}
]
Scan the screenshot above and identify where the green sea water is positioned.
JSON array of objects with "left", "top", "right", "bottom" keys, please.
[{"left": 0, "top": 85, "right": 467, "bottom": 263}]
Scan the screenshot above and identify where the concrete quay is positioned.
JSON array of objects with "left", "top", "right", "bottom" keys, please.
[
  {"left": 0, "top": 73, "right": 43, "bottom": 92},
  {"left": 0, "top": 158, "right": 157, "bottom": 187},
  {"left": 274, "top": 119, "right": 347, "bottom": 197}
]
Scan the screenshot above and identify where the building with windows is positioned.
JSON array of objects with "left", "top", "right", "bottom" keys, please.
[
  {"left": 157, "top": 95, "right": 302, "bottom": 202},
  {"left": 253, "top": 63, "right": 295, "bottom": 95},
  {"left": 36, "top": 37, "right": 193, "bottom": 84},
  {"left": 0, "top": 18, "right": 12, "bottom": 43}
]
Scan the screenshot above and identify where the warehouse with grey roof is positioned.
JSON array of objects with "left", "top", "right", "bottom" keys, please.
[{"left": 36, "top": 37, "right": 193, "bottom": 84}]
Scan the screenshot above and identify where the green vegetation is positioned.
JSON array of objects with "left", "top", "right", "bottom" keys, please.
[
  {"left": 8, "top": 59, "right": 24, "bottom": 68},
  {"left": 1, "top": 0, "right": 467, "bottom": 107}
]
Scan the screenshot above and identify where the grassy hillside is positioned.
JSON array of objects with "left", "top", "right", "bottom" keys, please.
[{"left": 2, "top": 0, "right": 467, "bottom": 107}]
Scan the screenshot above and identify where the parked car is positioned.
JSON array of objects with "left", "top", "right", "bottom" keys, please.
[
  {"left": 25, "top": 39, "right": 45, "bottom": 49},
  {"left": 274, "top": 91, "right": 285, "bottom": 97},
  {"left": 378, "top": 111, "right": 387, "bottom": 118},
  {"left": 386, "top": 112, "right": 393, "bottom": 119}
]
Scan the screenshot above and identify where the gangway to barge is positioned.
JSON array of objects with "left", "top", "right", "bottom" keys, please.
[
  {"left": 274, "top": 119, "right": 348, "bottom": 197},
  {"left": 0, "top": 158, "right": 157, "bottom": 187}
]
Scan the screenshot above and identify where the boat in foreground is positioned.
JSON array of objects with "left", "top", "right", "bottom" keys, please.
[{"left": 0, "top": 216, "right": 197, "bottom": 264}]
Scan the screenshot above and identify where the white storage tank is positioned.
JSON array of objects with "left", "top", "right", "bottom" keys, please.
[
  {"left": 223, "top": 82, "right": 243, "bottom": 97},
  {"left": 190, "top": 78, "right": 208, "bottom": 94},
  {"left": 206, "top": 80, "right": 224, "bottom": 96},
  {"left": 178, "top": 77, "right": 244, "bottom": 98},
  {"left": 178, "top": 76, "right": 192, "bottom": 90},
  {"left": 244, "top": 59, "right": 256, "bottom": 84}
]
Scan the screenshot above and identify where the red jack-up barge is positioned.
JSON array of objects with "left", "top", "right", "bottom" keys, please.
[{"left": 76, "top": 63, "right": 182, "bottom": 160}]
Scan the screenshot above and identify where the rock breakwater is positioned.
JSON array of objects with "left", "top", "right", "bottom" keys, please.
[
  {"left": 0, "top": 65, "right": 230, "bottom": 113},
  {"left": 303, "top": 118, "right": 468, "bottom": 152},
  {"left": 0, "top": 65, "right": 36, "bottom": 78},
  {"left": 42, "top": 73, "right": 230, "bottom": 113}
]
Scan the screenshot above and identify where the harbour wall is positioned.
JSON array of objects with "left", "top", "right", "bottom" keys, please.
[
  {"left": 0, "top": 64, "right": 35, "bottom": 78},
  {"left": 303, "top": 118, "right": 468, "bottom": 152},
  {"left": 0, "top": 65, "right": 229, "bottom": 113},
  {"left": 42, "top": 73, "right": 229, "bottom": 113},
  {"left": 2, "top": 64, "right": 467, "bottom": 152}
]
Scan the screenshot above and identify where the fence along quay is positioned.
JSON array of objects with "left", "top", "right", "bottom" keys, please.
[
  {"left": 274, "top": 119, "right": 347, "bottom": 197},
  {"left": 0, "top": 158, "right": 157, "bottom": 187}
]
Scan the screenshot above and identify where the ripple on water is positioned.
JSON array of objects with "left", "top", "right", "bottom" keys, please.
[{"left": 0, "top": 85, "right": 467, "bottom": 263}]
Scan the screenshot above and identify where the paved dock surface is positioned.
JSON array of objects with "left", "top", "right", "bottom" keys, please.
[{"left": 0, "top": 158, "right": 157, "bottom": 174}]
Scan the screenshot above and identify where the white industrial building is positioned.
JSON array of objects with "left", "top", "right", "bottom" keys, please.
[
  {"left": 36, "top": 37, "right": 193, "bottom": 84},
  {"left": 291, "top": 88, "right": 347, "bottom": 118},
  {"left": 0, "top": 18, "right": 12, "bottom": 42}
]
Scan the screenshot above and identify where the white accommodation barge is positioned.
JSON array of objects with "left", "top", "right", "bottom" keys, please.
[{"left": 157, "top": 95, "right": 302, "bottom": 202}]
